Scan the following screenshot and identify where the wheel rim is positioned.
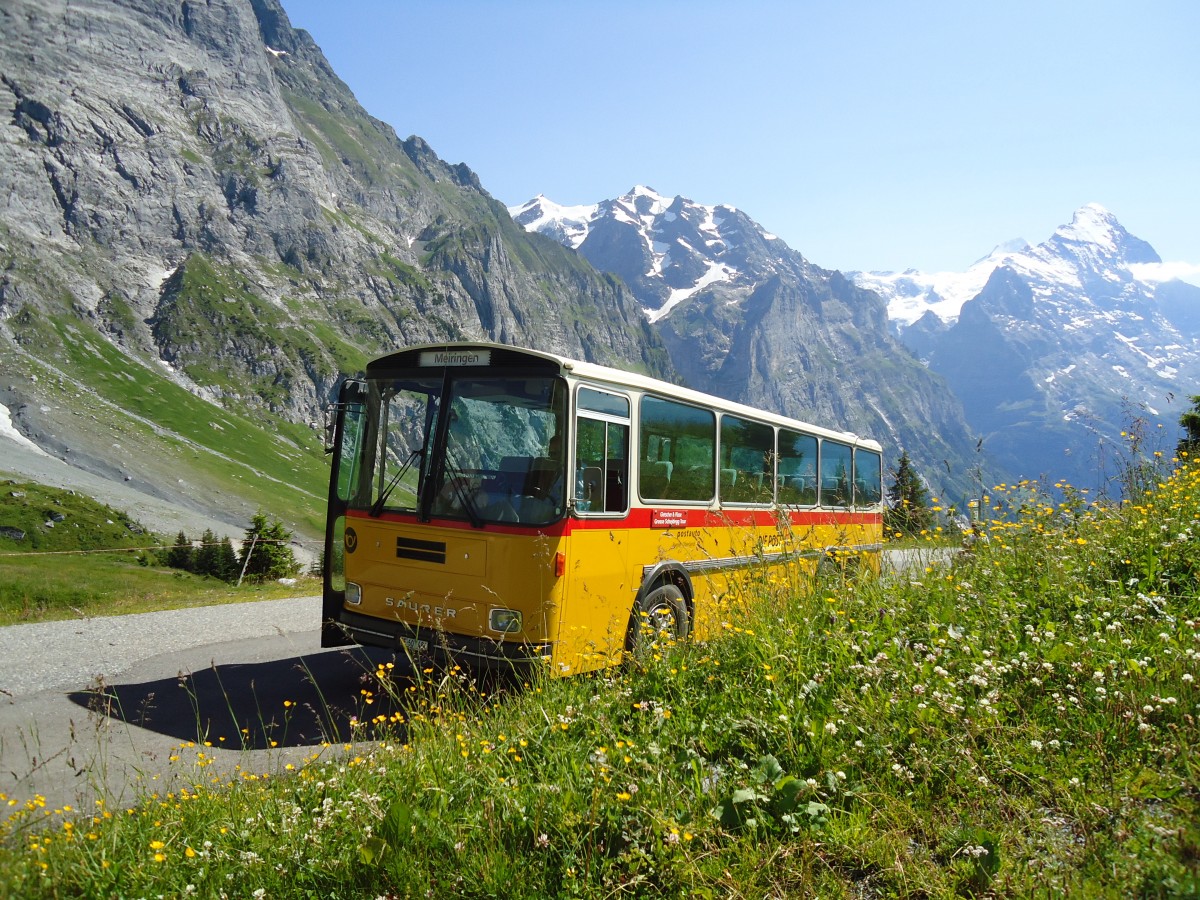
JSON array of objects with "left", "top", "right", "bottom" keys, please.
[{"left": 644, "top": 601, "right": 677, "bottom": 637}]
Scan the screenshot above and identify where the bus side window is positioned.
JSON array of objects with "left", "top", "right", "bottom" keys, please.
[
  {"left": 720, "top": 414, "right": 774, "bottom": 505},
  {"left": 639, "top": 396, "right": 715, "bottom": 502},
  {"left": 778, "top": 429, "right": 817, "bottom": 506},
  {"left": 820, "top": 440, "right": 853, "bottom": 508},
  {"left": 854, "top": 448, "right": 883, "bottom": 506},
  {"left": 575, "top": 387, "right": 631, "bottom": 515}
]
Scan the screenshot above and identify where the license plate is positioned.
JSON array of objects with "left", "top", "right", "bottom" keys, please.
[{"left": 399, "top": 636, "right": 428, "bottom": 653}]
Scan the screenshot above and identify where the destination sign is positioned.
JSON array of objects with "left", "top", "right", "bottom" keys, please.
[
  {"left": 419, "top": 350, "right": 490, "bottom": 367},
  {"left": 651, "top": 509, "right": 689, "bottom": 529}
]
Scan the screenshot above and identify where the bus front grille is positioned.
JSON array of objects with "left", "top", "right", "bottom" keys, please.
[{"left": 396, "top": 536, "right": 447, "bottom": 564}]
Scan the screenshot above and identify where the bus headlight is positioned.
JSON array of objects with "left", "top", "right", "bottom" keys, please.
[
  {"left": 345, "top": 582, "right": 362, "bottom": 606},
  {"left": 489, "top": 608, "right": 522, "bottom": 633}
]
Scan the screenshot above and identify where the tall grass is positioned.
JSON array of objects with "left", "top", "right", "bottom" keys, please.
[{"left": 2, "top": 460, "right": 1199, "bottom": 897}]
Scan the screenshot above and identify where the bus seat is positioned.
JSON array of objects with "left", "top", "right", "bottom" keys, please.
[
  {"left": 497, "top": 456, "right": 533, "bottom": 494},
  {"left": 777, "top": 474, "right": 811, "bottom": 505},
  {"left": 720, "top": 468, "right": 737, "bottom": 491},
  {"left": 528, "top": 456, "right": 559, "bottom": 497}
]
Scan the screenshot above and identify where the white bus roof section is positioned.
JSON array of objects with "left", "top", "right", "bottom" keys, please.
[{"left": 387, "top": 341, "right": 883, "bottom": 453}]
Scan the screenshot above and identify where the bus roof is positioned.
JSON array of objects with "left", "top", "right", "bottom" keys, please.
[{"left": 366, "top": 342, "right": 883, "bottom": 452}]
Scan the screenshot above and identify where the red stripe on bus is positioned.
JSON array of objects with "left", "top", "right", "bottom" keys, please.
[
  {"left": 348, "top": 506, "right": 880, "bottom": 538},
  {"left": 563, "top": 507, "right": 881, "bottom": 532}
]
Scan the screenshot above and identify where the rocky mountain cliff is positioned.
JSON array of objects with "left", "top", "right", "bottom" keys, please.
[
  {"left": 513, "top": 188, "right": 988, "bottom": 501},
  {"left": 0, "top": 0, "right": 670, "bottom": 537},
  {"left": 857, "top": 206, "right": 1200, "bottom": 493}
]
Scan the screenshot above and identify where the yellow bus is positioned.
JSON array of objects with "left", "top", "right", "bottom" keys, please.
[{"left": 321, "top": 342, "right": 882, "bottom": 676}]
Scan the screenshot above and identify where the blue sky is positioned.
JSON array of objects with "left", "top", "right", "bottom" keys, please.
[{"left": 279, "top": 1, "right": 1198, "bottom": 277}]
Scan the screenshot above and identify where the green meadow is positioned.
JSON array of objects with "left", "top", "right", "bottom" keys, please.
[
  {"left": 1, "top": 460, "right": 1198, "bottom": 897},
  {"left": 0, "top": 481, "right": 317, "bottom": 625}
]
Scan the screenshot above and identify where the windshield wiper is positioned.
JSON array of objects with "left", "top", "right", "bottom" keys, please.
[
  {"left": 442, "top": 457, "right": 483, "bottom": 528},
  {"left": 370, "top": 448, "right": 422, "bottom": 517}
]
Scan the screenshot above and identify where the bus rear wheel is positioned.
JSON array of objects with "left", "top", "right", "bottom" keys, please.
[{"left": 628, "top": 583, "right": 690, "bottom": 651}]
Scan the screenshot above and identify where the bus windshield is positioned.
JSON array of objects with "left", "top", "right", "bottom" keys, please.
[{"left": 367, "top": 372, "right": 567, "bottom": 526}]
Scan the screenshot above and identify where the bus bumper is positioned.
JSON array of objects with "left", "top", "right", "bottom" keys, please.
[{"left": 330, "top": 608, "right": 552, "bottom": 675}]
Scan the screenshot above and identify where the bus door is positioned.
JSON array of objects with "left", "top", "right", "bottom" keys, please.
[
  {"left": 560, "top": 387, "right": 632, "bottom": 672},
  {"left": 322, "top": 378, "right": 367, "bottom": 647}
]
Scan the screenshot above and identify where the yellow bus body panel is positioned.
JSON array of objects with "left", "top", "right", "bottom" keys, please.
[
  {"left": 341, "top": 508, "right": 879, "bottom": 677},
  {"left": 346, "top": 517, "right": 565, "bottom": 645}
]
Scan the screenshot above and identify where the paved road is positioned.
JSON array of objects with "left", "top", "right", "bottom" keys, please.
[{"left": 0, "top": 597, "right": 403, "bottom": 815}]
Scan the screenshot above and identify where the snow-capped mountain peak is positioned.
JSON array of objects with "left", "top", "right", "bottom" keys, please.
[
  {"left": 856, "top": 205, "right": 1167, "bottom": 328},
  {"left": 511, "top": 187, "right": 790, "bottom": 322},
  {"left": 508, "top": 194, "right": 598, "bottom": 249},
  {"left": 1045, "top": 203, "right": 1160, "bottom": 272},
  {"left": 619, "top": 184, "right": 673, "bottom": 217},
  {"left": 1053, "top": 202, "right": 1121, "bottom": 250}
]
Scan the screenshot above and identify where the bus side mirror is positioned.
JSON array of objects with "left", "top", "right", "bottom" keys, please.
[{"left": 323, "top": 404, "right": 338, "bottom": 454}]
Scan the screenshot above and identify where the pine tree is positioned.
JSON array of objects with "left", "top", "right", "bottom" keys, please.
[
  {"left": 238, "top": 512, "right": 299, "bottom": 583},
  {"left": 166, "top": 530, "right": 194, "bottom": 571},
  {"left": 884, "top": 451, "right": 935, "bottom": 538},
  {"left": 216, "top": 536, "right": 239, "bottom": 583},
  {"left": 193, "top": 528, "right": 219, "bottom": 577}
]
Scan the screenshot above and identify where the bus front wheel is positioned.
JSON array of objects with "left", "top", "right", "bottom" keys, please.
[{"left": 628, "top": 583, "right": 690, "bottom": 651}]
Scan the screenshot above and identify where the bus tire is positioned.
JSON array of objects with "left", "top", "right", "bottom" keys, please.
[{"left": 628, "top": 583, "right": 690, "bottom": 651}]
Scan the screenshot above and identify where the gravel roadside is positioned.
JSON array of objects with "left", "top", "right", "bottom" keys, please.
[
  {"left": 0, "top": 595, "right": 321, "bottom": 698},
  {"left": 0, "top": 595, "right": 384, "bottom": 815}
]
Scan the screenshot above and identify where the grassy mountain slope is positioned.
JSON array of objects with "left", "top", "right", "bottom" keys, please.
[{"left": 0, "top": 0, "right": 671, "bottom": 539}]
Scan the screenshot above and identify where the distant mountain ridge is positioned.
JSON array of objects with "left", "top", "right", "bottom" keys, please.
[
  {"left": 511, "top": 186, "right": 787, "bottom": 324},
  {"left": 856, "top": 205, "right": 1164, "bottom": 327},
  {"left": 515, "top": 192, "right": 1200, "bottom": 496},
  {"left": 855, "top": 204, "right": 1200, "bottom": 491},
  {"left": 513, "top": 187, "right": 986, "bottom": 500}
]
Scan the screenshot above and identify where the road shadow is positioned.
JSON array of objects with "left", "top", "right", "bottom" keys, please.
[{"left": 67, "top": 647, "right": 409, "bottom": 750}]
